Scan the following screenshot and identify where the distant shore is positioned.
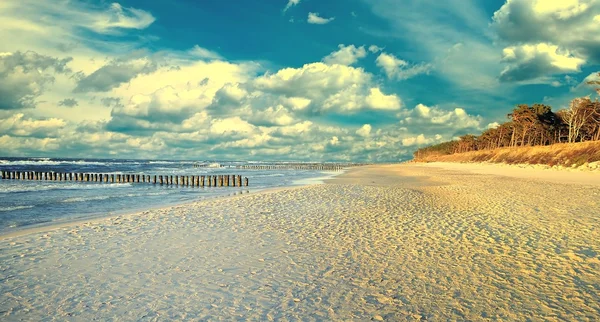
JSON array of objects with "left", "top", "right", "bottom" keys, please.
[{"left": 1, "top": 163, "right": 599, "bottom": 320}]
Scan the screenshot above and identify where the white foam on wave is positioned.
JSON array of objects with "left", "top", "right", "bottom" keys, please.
[
  {"left": 62, "top": 195, "right": 112, "bottom": 203},
  {"left": 0, "top": 205, "right": 34, "bottom": 212},
  {"left": 0, "top": 182, "right": 132, "bottom": 193},
  {"left": 252, "top": 173, "right": 285, "bottom": 178},
  {"left": 61, "top": 190, "right": 169, "bottom": 203},
  {"left": 0, "top": 159, "right": 140, "bottom": 167}
]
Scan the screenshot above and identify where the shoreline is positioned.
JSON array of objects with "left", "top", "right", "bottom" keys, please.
[
  {"left": 2, "top": 163, "right": 599, "bottom": 320},
  {"left": 0, "top": 169, "right": 345, "bottom": 240}
]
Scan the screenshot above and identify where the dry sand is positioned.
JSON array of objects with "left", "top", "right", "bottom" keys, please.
[{"left": 1, "top": 163, "right": 600, "bottom": 321}]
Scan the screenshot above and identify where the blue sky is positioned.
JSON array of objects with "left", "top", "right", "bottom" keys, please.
[{"left": 0, "top": 0, "right": 599, "bottom": 161}]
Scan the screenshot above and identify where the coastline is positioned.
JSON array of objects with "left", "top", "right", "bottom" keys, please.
[
  {"left": 0, "top": 169, "right": 344, "bottom": 240},
  {"left": 1, "top": 163, "right": 599, "bottom": 320}
]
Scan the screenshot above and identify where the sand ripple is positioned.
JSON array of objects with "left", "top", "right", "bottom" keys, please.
[{"left": 1, "top": 165, "right": 599, "bottom": 320}]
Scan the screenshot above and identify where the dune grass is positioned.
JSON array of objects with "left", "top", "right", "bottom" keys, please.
[{"left": 414, "top": 141, "right": 600, "bottom": 167}]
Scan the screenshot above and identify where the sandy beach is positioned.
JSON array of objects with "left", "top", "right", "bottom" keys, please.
[{"left": 1, "top": 163, "right": 600, "bottom": 321}]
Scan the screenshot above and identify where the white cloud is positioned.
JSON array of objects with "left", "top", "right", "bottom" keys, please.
[
  {"left": 499, "top": 43, "right": 585, "bottom": 83},
  {"left": 322, "top": 44, "right": 367, "bottom": 65},
  {"left": 0, "top": 51, "right": 72, "bottom": 110},
  {"left": 307, "top": 12, "right": 335, "bottom": 24},
  {"left": 0, "top": 0, "right": 499, "bottom": 162},
  {"left": 356, "top": 124, "right": 372, "bottom": 137},
  {"left": 283, "top": 0, "right": 301, "bottom": 12},
  {"left": 210, "top": 117, "right": 256, "bottom": 135},
  {"left": 399, "top": 103, "right": 484, "bottom": 137},
  {"left": 492, "top": 0, "right": 600, "bottom": 81},
  {"left": 365, "top": 88, "right": 402, "bottom": 110},
  {"left": 0, "top": 113, "right": 66, "bottom": 138},
  {"left": 402, "top": 134, "right": 434, "bottom": 147},
  {"left": 375, "top": 52, "right": 431, "bottom": 80},
  {"left": 252, "top": 62, "right": 371, "bottom": 100},
  {"left": 0, "top": 1, "right": 155, "bottom": 37},
  {"left": 368, "top": 45, "right": 383, "bottom": 53}
]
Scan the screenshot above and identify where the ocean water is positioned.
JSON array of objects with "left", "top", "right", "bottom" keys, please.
[{"left": 0, "top": 157, "right": 341, "bottom": 234}]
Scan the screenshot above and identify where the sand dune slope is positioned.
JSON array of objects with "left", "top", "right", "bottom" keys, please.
[{"left": 1, "top": 164, "right": 599, "bottom": 320}]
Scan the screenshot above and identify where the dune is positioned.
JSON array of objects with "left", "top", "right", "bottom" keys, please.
[{"left": 1, "top": 163, "right": 599, "bottom": 320}]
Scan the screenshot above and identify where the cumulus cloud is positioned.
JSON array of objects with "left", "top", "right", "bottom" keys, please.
[
  {"left": 322, "top": 45, "right": 367, "bottom": 66},
  {"left": 400, "top": 103, "right": 484, "bottom": 136},
  {"left": 365, "top": 88, "right": 402, "bottom": 110},
  {"left": 375, "top": 52, "right": 431, "bottom": 80},
  {"left": 499, "top": 43, "right": 585, "bottom": 82},
  {"left": 492, "top": 0, "right": 600, "bottom": 82},
  {"left": 252, "top": 62, "right": 370, "bottom": 99},
  {"left": 0, "top": 0, "right": 497, "bottom": 162},
  {"left": 0, "top": 113, "right": 66, "bottom": 138},
  {"left": 401, "top": 134, "right": 440, "bottom": 147},
  {"left": 307, "top": 12, "right": 335, "bottom": 24},
  {"left": 0, "top": 51, "right": 72, "bottom": 110},
  {"left": 356, "top": 124, "right": 372, "bottom": 137}
]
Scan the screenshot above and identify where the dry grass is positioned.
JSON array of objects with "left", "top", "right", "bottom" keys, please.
[{"left": 415, "top": 141, "right": 600, "bottom": 167}]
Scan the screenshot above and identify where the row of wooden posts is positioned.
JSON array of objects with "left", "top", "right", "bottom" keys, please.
[
  {"left": 236, "top": 164, "right": 356, "bottom": 171},
  {"left": 0, "top": 171, "right": 248, "bottom": 187}
]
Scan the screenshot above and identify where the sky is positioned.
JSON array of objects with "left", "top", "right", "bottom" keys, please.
[{"left": 1, "top": 0, "right": 599, "bottom": 162}]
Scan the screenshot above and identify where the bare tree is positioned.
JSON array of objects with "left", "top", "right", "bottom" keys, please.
[{"left": 564, "top": 97, "right": 597, "bottom": 143}]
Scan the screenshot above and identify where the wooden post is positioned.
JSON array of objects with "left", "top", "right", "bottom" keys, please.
[
  {"left": 237, "top": 175, "right": 242, "bottom": 187},
  {"left": 160, "top": 175, "right": 164, "bottom": 185},
  {"left": 232, "top": 175, "right": 236, "bottom": 186},
  {"left": 200, "top": 176, "right": 205, "bottom": 187},
  {"left": 218, "top": 175, "right": 223, "bottom": 187},
  {"left": 244, "top": 177, "right": 248, "bottom": 187},
  {"left": 213, "top": 176, "right": 217, "bottom": 187}
]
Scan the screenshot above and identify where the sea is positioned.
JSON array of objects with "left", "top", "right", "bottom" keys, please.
[{"left": 0, "top": 157, "right": 342, "bottom": 234}]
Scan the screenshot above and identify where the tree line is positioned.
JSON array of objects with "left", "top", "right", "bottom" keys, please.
[{"left": 414, "top": 74, "right": 600, "bottom": 159}]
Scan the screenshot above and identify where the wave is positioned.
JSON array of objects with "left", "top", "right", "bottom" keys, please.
[
  {"left": 252, "top": 173, "right": 285, "bottom": 177},
  {"left": 0, "top": 183, "right": 132, "bottom": 193},
  {"left": 0, "top": 159, "right": 142, "bottom": 167},
  {"left": 0, "top": 205, "right": 34, "bottom": 212},
  {"left": 61, "top": 190, "right": 169, "bottom": 203},
  {"left": 62, "top": 195, "right": 112, "bottom": 203}
]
